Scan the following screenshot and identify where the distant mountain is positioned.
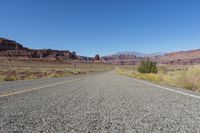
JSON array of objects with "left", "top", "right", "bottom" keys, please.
[
  {"left": 101, "top": 52, "right": 140, "bottom": 65},
  {"left": 115, "top": 51, "right": 165, "bottom": 57},
  {"left": 101, "top": 51, "right": 165, "bottom": 65},
  {"left": 102, "top": 49, "right": 200, "bottom": 65}
]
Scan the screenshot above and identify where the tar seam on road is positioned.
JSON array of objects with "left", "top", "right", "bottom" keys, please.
[
  {"left": 0, "top": 79, "right": 80, "bottom": 98},
  {"left": 131, "top": 77, "right": 200, "bottom": 99}
]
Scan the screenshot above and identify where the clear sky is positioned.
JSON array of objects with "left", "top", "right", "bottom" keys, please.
[{"left": 0, "top": 0, "right": 200, "bottom": 56}]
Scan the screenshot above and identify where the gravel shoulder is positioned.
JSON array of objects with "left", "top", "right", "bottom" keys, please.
[{"left": 1, "top": 71, "right": 200, "bottom": 132}]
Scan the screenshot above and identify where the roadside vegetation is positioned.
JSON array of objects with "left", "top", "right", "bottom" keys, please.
[
  {"left": 118, "top": 63, "right": 200, "bottom": 91},
  {"left": 0, "top": 61, "right": 114, "bottom": 82},
  {"left": 138, "top": 59, "right": 158, "bottom": 73}
]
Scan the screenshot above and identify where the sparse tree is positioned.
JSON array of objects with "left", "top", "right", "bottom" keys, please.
[
  {"left": 72, "top": 51, "right": 77, "bottom": 59},
  {"left": 95, "top": 54, "right": 100, "bottom": 60}
]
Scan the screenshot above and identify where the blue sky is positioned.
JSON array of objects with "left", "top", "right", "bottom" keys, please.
[{"left": 0, "top": 0, "right": 200, "bottom": 56}]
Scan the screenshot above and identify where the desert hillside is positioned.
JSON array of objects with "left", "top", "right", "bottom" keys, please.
[{"left": 155, "top": 49, "right": 200, "bottom": 64}]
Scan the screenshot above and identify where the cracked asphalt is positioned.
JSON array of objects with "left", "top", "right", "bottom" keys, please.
[{"left": 1, "top": 71, "right": 200, "bottom": 132}]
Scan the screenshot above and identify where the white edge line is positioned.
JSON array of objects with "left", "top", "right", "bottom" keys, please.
[{"left": 131, "top": 77, "right": 200, "bottom": 99}]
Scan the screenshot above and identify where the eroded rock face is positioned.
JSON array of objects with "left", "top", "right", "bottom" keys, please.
[
  {"left": 0, "top": 38, "right": 77, "bottom": 61},
  {"left": 0, "top": 38, "right": 27, "bottom": 51},
  {"left": 155, "top": 49, "right": 200, "bottom": 65}
]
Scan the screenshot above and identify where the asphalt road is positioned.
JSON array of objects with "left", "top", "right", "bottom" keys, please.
[{"left": 1, "top": 71, "right": 200, "bottom": 132}]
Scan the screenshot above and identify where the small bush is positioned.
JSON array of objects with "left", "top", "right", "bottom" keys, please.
[
  {"left": 4, "top": 76, "right": 18, "bottom": 81},
  {"left": 0, "top": 77, "right": 4, "bottom": 81},
  {"left": 138, "top": 59, "right": 158, "bottom": 73}
]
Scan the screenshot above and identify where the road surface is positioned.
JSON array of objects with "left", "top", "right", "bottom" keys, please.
[{"left": 1, "top": 71, "right": 200, "bottom": 132}]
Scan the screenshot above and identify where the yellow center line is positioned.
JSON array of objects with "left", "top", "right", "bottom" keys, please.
[{"left": 0, "top": 79, "right": 80, "bottom": 98}]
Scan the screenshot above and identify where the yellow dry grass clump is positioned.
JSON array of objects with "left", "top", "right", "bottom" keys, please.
[
  {"left": 118, "top": 65, "right": 200, "bottom": 91},
  {"left": 177, "top": 66, "right": 200, "bottom": 90}
]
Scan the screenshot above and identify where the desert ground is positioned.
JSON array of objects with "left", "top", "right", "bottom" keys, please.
[{"left": 0, "top": 60, "right": 114, "bottom": 82}]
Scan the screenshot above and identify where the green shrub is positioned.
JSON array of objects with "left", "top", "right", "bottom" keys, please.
[
  {"left": 138, "top": 59, "right": 158, "bottom": 73},
  {"left": 4, "top": 76, "right": 18, "bottom": 81}
]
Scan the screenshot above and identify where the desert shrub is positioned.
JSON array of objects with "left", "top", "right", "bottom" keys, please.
[
  {"left": 138, "top": 59, "right": 158, "bottom": 73},
  {"left": 4, "top": 76, "right": 18, "bottom": 81},
  {"left": 52, "top": 70, "right": 72, "bottom": 77},
  {"left": 161, "top": 74, "right": 176, "bottom": 86},
  {"left": 73, "top": 70, "right": 87, "bottom": 75},
  {"left": 134, "top": 73, "right": 161, "bottom": 83},
  {"left": 0, "top": 77, "right": 4, "bottom": 81}
]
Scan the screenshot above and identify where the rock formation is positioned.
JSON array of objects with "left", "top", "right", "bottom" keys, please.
[
  {"left": 1, "top": 38, "right": 200, "bottom": 65},
  {"left": 0, "top": 38, "right": 77, "bottom": 61}
]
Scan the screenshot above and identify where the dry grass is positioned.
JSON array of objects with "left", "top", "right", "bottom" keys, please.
[
  {"left": 117, "top": 65, "right": 200, "bottom": 91},
  {"left": 0, "top": 61, "right": 114, "bottom": 82}
]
